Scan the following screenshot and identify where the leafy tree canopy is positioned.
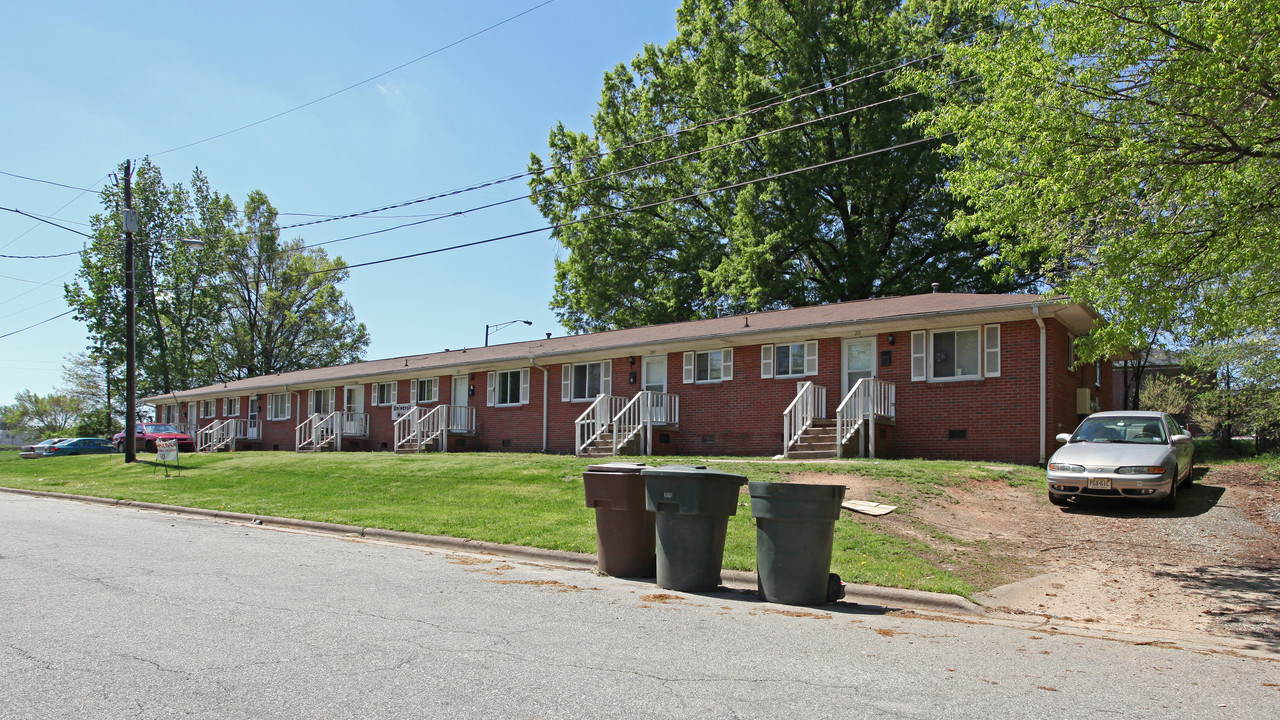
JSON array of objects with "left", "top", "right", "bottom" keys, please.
[
  {"left": 65, "top": 160, "right": 368, "bottom": 403},
  {"left": 530, "top": 0, "right": 1034, "bottom": 333},
  {"left": 914, "top": 0, "right": 1280, "bottom": 359},
  {"left": 1, "top": 390, "right": 86, "bottom": 439}
]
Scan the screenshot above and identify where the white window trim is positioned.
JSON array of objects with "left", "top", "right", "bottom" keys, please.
[
  {"left": 561, "top": 360, "right": 613, "bottom": 402},
  {"left": 927, "top": 326, "right": 984, "bottom": 382},
  {"left": 224, "top": 397, "right": 241, "bottom": 417},
  {"left": 984, "top": 324, "right": 1001, "bottom": 378},
  {"left": 911, "top": 331, "right": 927, "bottom": 381},
  {"left": 199, "top": 400, "right": 216, "bottom": 418},
  {"left": 371, "top": 381, "right": 397, "bottom": 407},
  {"left": 683, "top": 348, "right": 734, "bottom": 384},
  {"left": 267, "top": 392, "right": 291, "bottom": 421},
  {"left": 411, "top": 377, "right": 439, "bottom": 404},
  {"left": 762, "top": 341, "right": 818, "bottom": 379},
  {"left": 489, "top": 368, "right": 531, "bottom": 407}
]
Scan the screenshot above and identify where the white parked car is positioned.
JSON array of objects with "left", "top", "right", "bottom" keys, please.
[{"left": 1046, "top": 411, "right": 1194, "bottom": 509}]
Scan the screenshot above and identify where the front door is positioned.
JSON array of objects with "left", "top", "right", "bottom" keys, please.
[
  {"left": 843, "top": 338, "right": 876, "bottom": 397},
  {"left": 642, "top": 355, "right": 670, "bottom": 423},
  {"left": 343, "top": 386, "right": 364, "bottom": 435},
  {"left": 247, "top": 398, "right": 261, "bottom": 439},
  {"left": 450, "top": 375, "right": 470, "bottom": 431}
]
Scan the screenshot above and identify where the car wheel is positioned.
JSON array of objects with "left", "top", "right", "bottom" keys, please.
[
  {"left": 144, "top": 440, "right": 156, "bottom": 453},
  {"left": 114, "top": 442, "right": 123, "bottom": 453},
  {"left": 1156, "top": 477, "right": 1178, "bottom": 510},
  {"left": 1048, "top": 491, "right": 1069, "bottom": 507}
]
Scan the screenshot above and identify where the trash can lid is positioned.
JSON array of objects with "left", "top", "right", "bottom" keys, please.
[
  {"left": 586, "top": 462, "right": 650, "bottom": 473},
  {"left": 641, "top": 464, "right": 747, "bottom": 483}
]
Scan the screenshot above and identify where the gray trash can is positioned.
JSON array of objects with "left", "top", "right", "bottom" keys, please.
[
  {"left": 643, "top": 465, "right": 748, "bottom": 592},
  {"left": 749, "top": 481, "right": 845, "bottom": 605}
]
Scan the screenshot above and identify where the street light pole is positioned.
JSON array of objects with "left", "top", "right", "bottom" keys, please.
[{"left": 485, "top": 319, "right": 532, "bottom": 347}]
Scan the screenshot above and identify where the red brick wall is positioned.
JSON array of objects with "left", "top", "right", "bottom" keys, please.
[{"left": 175, "top": 316, "right": 1112, "bottom": 465}]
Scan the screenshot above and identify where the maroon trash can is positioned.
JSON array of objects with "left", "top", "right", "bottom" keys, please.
[{"left": 583, "top": 462, "right": 655, "bottom": 578}]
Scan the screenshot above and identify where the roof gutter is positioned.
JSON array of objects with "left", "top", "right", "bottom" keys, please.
[
  {"left": 1034, "top": 306, "right": 1047, "bottom": 465},
  {"left": 529, "top": 356, "right": 548, "bottom": 453}
]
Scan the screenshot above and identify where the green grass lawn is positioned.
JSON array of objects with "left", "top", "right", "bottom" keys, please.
[{"left": 0, "top": 450, "right": 1047, "bottom": 597}]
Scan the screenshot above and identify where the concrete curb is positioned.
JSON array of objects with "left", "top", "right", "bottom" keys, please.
[{"left": 1, "top": 485, "right": 982, "bottom": 616}]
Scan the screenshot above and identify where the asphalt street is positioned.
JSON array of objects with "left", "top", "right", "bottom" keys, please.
[{"left": 2, "top": 492, "right": 1277, "bottom": 719}]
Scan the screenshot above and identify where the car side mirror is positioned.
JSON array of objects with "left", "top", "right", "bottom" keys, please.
[
  {"left": 1171, "top": 434, "right": 1192, "bottom": 445},
  {"left": 1055, "top": 433, "right": 1072, "bottom": 444}
]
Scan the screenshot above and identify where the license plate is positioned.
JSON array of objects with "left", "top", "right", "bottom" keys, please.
[{"left": 1087, "top": 477, "right": 1111, "bottom": 490}]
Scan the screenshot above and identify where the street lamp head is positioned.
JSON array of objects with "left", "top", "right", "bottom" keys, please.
[{"left": 178, "top": 237, "right": 204, "bottom": 249}]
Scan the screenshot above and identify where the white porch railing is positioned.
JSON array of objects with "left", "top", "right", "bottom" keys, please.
[
  {"left": 296, "top": 412, "right": 345, "bottom": 452},
  {"left": 575, "top": 394, "right": 626, "bottom": 455},
  {"left": 240, "top": 418, "right": 262, "bottom": 441},
  {"left": 782, "top": 381, "right": 827, "bottom": 458},
  {"left": 835, "top": 378, "right": 896, "bottom": 458},
  {"left": 340, "top": 411, "right": 369, "bottom": 438},
  {"left": 612, "top": 391, "right": 680, "bottom": 455},
  {"left": 394, "top": 406, "right": 451, "bottom": 453},
  {"left": 393, "top": 406, "right": 422, "bottom": 452},
  {"left": 447, "top": 405, "right": 475, "bottom": 433},
  {"left": 197, "top": 419, "right": 236, "bottom": 452}
]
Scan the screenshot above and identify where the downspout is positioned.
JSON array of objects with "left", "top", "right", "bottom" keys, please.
[
  {"left": 529, "top": 357, "right": 548, "bottom": 453},
  {"left": 1033, "top": 307, "right": 1046, "bottom": 465}
]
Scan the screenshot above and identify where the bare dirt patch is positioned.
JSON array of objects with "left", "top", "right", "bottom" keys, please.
[{"left": 794, "top": 464, "right": 1280, "bottom": 647}]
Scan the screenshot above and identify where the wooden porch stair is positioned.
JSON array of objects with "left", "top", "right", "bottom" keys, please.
[{"left": 785, "top": 418, "right": 840, "bottom": 460}]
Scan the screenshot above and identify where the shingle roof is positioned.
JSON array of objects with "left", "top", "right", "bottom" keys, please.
[{"left": 146, "top": 292, "right": 1090, "bottom": 402}]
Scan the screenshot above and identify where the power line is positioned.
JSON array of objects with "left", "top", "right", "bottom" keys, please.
[
  {"left": 0, "top": 309, "right": 75, "bottom": 341},
  {"left": 4, "top": 134, "right": 951, "bottom": 342},
  {"left": 148, "top": 0, "right": 560, "bottom": 158},
  {"left": 0, "top": 170, "right": 101, "bottom": 193}
]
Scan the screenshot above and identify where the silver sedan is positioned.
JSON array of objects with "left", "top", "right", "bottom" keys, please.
[{"left": 1046, "top": 411, "right": 1195, "bottom": 508}]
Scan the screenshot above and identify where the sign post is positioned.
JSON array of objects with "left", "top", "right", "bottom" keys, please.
[{"left": 155, "top": 439, "right": 180, "bottom": 477}]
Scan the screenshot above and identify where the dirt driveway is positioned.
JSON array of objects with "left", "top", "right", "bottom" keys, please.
[{"left": 797, "top": 462, "right": 1280, "bottom": 650}]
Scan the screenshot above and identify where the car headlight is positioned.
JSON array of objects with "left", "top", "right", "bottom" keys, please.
[
  {"left": 1116, "top": 466, "right": 1165, "bottom": 475},
  {"left": 1048, "top": 462, "right": 1084, "bottom": 472}
]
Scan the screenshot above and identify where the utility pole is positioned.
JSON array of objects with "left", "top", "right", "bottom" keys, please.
[{"left": 123, "top": 160, "right": 138, "bottom": 463}]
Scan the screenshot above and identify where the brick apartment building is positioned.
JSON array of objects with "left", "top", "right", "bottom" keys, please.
[{"left": 144, "top": 292, "right": 1112, "bottom": 466}]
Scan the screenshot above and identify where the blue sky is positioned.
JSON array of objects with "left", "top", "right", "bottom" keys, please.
[{"left": 0, "top": 0, "right": 683, "bottom": 405}]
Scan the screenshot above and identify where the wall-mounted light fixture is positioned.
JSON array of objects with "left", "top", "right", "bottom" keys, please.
[{"left": 887, "top": 334, "right": 895, "bottom": 345}]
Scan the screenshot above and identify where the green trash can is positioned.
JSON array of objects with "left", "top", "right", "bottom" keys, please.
[
  {"left": 583, "top": 462, "right": 654, "bottom": 578},
  {"left": 749, "top": 481, "right": 845, "bottom": 605},
  {"left": 643, "top": 465, "right": 748, "bottom": 592}
]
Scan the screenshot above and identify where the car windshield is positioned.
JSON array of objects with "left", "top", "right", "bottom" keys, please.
[
  {"left": 143, "top": 424, "right": 179, "bottom": 433},
  {"left": 1072, "top": 416, "right": 1166, "bottom": 444}
]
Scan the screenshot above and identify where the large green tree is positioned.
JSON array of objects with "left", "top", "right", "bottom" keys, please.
[
  {"left": 530, "top": 0, "right": 1031, "bottom": 333},
  {"left": 1, "top": 390, "right": 85, "bottom": 439},
  {"left": 208, "top": 191, "right": 369, "bottom": 381},
  {"left": 66, "top": 159, "right": 233, "bottom": 397},
  {"left": 914, "top": 0, "right": 1280, "bottom": 358},
  {"left": 66, "top": 160, "right": 368, "bottom": 397}
]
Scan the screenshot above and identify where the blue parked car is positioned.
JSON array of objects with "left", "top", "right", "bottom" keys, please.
[{"left": 43, "top": 437, "right": 117, "bottom": 456}]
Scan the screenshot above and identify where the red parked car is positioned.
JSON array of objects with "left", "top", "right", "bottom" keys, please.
[{"left": 112, "top": 423, "right": 196, "bottom": 453}]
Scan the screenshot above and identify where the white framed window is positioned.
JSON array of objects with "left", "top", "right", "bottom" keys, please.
[
  {"left": 268, "top": 392, "right": 291, "bottom": 421},
  {"left": 931, "top": 327, "right": 981, "bottom": 380},
  {"left": 488, "top": 368, "right": 530, "bottom": 407},
  {"left": 161, "top": 405, "right": 178, "bottom": 424},
  {"left": 411, "top": 377, "right": 439, "bottom": 404},
  {"left": 984, "top": 324, "right": 1001, "bottom": 378},
  {"left": 761, "top": 341, "right": 818, "bottom": 379},
  {"left": 199, "top": 400, "right": 216, "bottom": 418},
  {"left": 310, "top": 388, "right": 335, "bottom": 415},
  {"left": 372, "top": 381, "right": 397, "bottom": 406},
  {"left": 683, "top": 348, "right": 734, "bottom": 383},
  {"left": 561, "top": 360, "right": 612, "bottom": 402},
  {"left": 224, "top": 398, "right": 241, "bottom": 417}
]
